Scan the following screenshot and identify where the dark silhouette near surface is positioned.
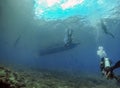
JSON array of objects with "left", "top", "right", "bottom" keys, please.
[
  {"left": 40, "top": 43, "right": 80, "bottom": 56},
  {"left": 14, "top": 34, "right": 22, "bottom": 47},
  {"left": 100, "top": 19, "right": 115, "bottom": 38}
]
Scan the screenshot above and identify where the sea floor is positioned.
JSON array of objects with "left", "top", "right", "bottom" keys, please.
[{"left": 0, "top": 64, "right": 120, "bottom": 88}]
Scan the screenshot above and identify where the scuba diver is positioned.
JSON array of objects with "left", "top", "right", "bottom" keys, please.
[
  {"left": 100, "top": 19, "right": 115, "bottom": 38},
  {"left": 64, "top": 28, "right": 73, "bottom": 47},
  {"left": 97, "top": 46, "right": 120, "bottom": 82}
]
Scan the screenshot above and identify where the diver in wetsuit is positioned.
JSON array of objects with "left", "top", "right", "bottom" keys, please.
[
  {"left": 64, "top": 29, "right": 73, "bottom": 47},
  {"left": 100, "top": 19, "right": 115, "bottom": 38},
  {"left": 97, "top": 46, "right": 120, "bottom": 82}
]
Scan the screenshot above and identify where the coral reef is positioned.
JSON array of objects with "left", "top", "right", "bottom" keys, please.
[
  {"left": 0, "top": 66, "right": 26, "bottom": 88},
  {"left": 0, "top": 65, "right": 120, "bottom": 88},
  {"left": 18, "top": 69, "right": 120, "bottom": 88}
]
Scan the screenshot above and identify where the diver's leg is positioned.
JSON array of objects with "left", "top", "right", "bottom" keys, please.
[
  {"left": 108, "top": 32, "right": 115, "bottom": 38},
  {"left": 111, "top": 61, "right": 120, "bottom": 70}
]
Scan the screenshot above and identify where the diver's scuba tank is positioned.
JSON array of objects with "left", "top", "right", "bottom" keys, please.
[
  {"left": 104, "top": 58, "right": 111, "bottom": 68},
  {"left": 100, "top": 57, "right": 110, "bottom": 76},
  {"left": 103, "top": 58, "right": 113, "bottom": 79}
]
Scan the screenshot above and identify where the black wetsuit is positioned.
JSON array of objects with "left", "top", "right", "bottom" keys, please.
[{"left": 100, "top": 59, "right": 120, "bottom": 82}]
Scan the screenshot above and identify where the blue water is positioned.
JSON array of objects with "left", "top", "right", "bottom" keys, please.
[{"left": 0, "top": 0, "right": 120, "bottom": 76}]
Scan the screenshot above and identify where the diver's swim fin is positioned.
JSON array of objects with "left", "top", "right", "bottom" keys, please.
[
  {"left": 107, "top": 32, "right": 115, "bottom": 38},
  {"left": 112, "top": 61, "right": 120, "bottom": 70}
]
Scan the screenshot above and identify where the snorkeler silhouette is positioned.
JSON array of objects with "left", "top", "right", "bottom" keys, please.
[
  {"left": 14, "top": 34, "right": 21, "bottom": 47},
  {"left": 97, "top": 46, "right": 120, "bottom": 82},
  {"left": 64, "top": 28, "right": 73, "bottom": 47},
  {"left": 100, "top": 19, "right": 115, "bottom": 38}
]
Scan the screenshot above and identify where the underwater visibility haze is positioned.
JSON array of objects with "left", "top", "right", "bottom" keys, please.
[{"left": 0, "top": 0, "right": 120, "bottom": 88}]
